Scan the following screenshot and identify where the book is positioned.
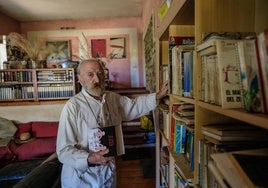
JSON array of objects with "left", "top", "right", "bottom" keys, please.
[
  {"left": 174, "top": 124, "right": 187, "bottom": 154},
  {"left": 202, "top": 123, "right": 258, "bottom": 135},
  {"left": 88, "top": 126, "right": 117, "bottom": 157},
  {"left": 198, "top": 32, "right": 256, "bottom": 51},
  {"left": 215, "top": 39, "right": 244, "bottom": 108},
  {"left": 169, "top": 115, "right": 176, "bottom": 150},
  {"left": 210, "top": 148, "right": 268, "bottom": 188},
  {"left": 171, "top": 45, "right": 194, "bottom": 96},
  {"left": 198, "top": 39, "right": 244, "bottom": 108},
  {"left": 183, "top": 50, "right": 194, "bottom": 98},
  {"left": 169, "top": 36, "right": 195, "bottom": 46},
  {"left": 257, "top": 28, "right": 268, "bottom": 113},
  {"left": 204, "top": 54, "right": 221, "bottom": 105},
  {"left": 173, "top": 112, "right": 194, "bottom": 125},
  {"left": 237, "top": 39, "right": 265, "bottom": 113},
  {"left": 201, "top": 123, "right": 268, "bottom": 141},
  {"left": 231, "top": 153, "right": 268, "bottom": 188}
]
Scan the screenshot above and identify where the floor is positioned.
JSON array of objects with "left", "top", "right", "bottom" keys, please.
[{"left": 116, "top": 154, "right": 156, "bottom": 188}]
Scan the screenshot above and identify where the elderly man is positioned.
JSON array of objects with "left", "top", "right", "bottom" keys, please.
[{"left": 56, "top": 59, "right": 168, "bottom": 188}]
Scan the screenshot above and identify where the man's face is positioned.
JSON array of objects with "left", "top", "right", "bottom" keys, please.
[{"left": 78, "top": 61, "right": 105, "bottom": 96}]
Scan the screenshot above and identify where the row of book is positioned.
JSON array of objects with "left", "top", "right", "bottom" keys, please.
[
  {"left": 169, "top": 102, "right": 195, "bottom": 188},
  {"left": 37, "top": 70, "right": 73, "bottom": 81},
  {"left": 196, "top": 29, "right": 268, "bottom": 113},
  {"left": 0, "top": 85, "right": 34, "bottom": 100},
  {"left": 37, "top": 84, "right": 74, "bottom": 98},
  {"left": 0, "top": 71, "right": 33, "bottom": 82},
  {"left": 198, "top": 123, "right": 268, "bottom": 187},
  {"left": 168, "top": 36, "right": 195, "bottom": 98}
]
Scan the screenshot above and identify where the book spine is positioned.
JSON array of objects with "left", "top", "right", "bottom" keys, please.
[
  {"left": 238, "top": 39, "right": 265, "bottom": 113},
  {"left": 183, "top": 51, "right": 194, "bottom": 98},
  {"left": 257, "top": 29, "right": 268, "bottom": 113},
  {"left": 169, "top": 116, "right": 176, "bottom": 150}
]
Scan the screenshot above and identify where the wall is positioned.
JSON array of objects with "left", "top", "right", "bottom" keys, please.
[
  {"left": 0, "top": 103, "right": 64, "bottom": 123},
  {"left": 21, "top": 17, "right": 143, "bottom": 88},
  {"left": 27, "top": 28, "right": 139, "bottom": 88},
  {"left": 0, "top": 13, "right": 20, "bottom": 36}
]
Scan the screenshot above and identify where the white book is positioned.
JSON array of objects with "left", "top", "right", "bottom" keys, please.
[{"left": 215, "top": 39, "right": 244, "bottom": 108}]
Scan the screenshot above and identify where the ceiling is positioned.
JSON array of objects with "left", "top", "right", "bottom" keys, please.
[{"left": 0, "top": 0, "right": 143, "bottom": 22}]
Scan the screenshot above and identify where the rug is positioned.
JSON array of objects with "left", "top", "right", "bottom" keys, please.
[{"left": 140, "top": 158, "right": 156, "bottom": 178}]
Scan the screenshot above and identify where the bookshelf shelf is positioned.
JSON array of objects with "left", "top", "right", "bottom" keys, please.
[
  {"left": 154, "top": 0, "right": 268, "bottom": 187},
  {"left": 170, "top": 94, "right": 195, "bottom": 105},
  {"left": 197, "top": 101, "right": 268, "bottom": 130},
  {"left": 0, "top": 68, "right": 76, "bottom": 102},
  {"left": 0, "top": 82, "right": 34, "bottom": 84}
]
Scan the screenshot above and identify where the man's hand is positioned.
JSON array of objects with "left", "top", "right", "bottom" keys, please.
[
  {"left": 87, "top": 149, "right": 114, "bottom": 165},
  {"left": 156, "top": 81, "right": 168, "bottom": 100}
]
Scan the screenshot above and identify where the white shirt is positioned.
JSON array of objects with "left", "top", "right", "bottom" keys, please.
[{"left": 56, "top": 88, "right": 157, "bottom": 188}]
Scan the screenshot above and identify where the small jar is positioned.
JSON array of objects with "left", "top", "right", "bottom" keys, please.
[{"left": 3, "top": 61, "right": 9, "bottom": 69}]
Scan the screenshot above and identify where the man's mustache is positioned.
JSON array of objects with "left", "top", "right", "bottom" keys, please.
[{"left": 93, "top": 83, "right": 100, "bottom": 87}]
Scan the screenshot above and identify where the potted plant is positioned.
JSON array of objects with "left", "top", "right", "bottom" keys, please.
[{"left": 7, "top": 32, "right": 48, "bottom": 68}]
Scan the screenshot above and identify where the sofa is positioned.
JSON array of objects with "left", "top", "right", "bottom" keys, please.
[{"left": 0, "top": 117, "right": 61, "bottom": 188}]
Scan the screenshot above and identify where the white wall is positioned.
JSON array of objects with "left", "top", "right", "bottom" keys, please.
[
  {"left": 0, "top": 103, "right": 65, "bottom": 123},
  {"left": 0, "top": 43, "right": 7, "bottom": 69}
]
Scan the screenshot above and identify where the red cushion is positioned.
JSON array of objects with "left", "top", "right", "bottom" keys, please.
[
  {"left": 14, "top": 137, "right": 56, "bottom": 161},
  {"left": 31, "top": 122, "right": 59, "bottom": 138},
  {"left": 15, "top": 122, "right": 32, "bottom": 138},
  {"left": 0, "top": 146, "right": 13, "bottom": 160}
]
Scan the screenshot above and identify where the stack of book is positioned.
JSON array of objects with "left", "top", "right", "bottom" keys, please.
[
  {"left": 198, "top": 123, "right": 268, "bottom": 187},
  {"left": 169, "top": 103, "right": 195, "bottom": 170},
  {"left": 202, "top": 123, "right": 268, "bottom": 143}
]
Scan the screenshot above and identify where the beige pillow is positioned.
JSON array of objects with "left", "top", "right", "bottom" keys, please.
[{"left": 0, "top": 117, "right": 17, "bottom": 146}]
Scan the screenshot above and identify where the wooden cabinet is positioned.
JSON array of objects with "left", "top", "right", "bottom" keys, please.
[
  {"left": 0, "top": 68, "right": 75, "bottom": 102},
  {"left": 154, "top": 0, "right": 268, "bottom": 187}
]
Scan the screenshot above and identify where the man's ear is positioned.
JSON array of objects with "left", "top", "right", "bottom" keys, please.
[{"left": 77, "top": 75, "right": 83, "bottom": 85}]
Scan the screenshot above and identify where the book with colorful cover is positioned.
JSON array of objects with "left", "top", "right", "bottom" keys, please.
[
  {"left": 237, "top": 39, "right": 265, "bottom": 113},
  {"left": 88, "top": 126, "right": 118, "bottom": 157},
  {"left": 174, "top": 124, "right": 187, "bottom": 154},
  {"left": 257, "top": 28, "right": 268, "bottom": 113}
]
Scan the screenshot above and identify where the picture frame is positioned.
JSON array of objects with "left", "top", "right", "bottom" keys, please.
[{"left": 46, "top": 40, "right": 71, "bottom": 65}]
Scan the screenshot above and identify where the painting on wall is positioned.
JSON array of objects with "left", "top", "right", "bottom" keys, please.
[
  {"left": 90, "top": 37, "right": 126, "bottom": 59},
  {"left": 91, "top": 39, "right": 106, "bottom": 58},
  {"left": 46, "top": 40, "right": 71, "bottom": 67},
  {"left": 110, "top": 37, "right": 126, "bottom": 59}
]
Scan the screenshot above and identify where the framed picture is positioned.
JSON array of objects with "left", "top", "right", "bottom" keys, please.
[
  {"left": 90, "top": 36, "right": 127, "bottom": 59},
  {"left": 110, "top": 37, "right": 126, "bottom": 59},
  {"left": 46, "top": 40, "right": 71, "bottom": 65},
  {"left": 91, "top": 39, "right": 106, "bottom": 58}
]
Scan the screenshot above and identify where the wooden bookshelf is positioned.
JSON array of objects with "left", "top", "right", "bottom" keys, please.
[
  {"left": 154, "top": 0, "right": 268, "bottom": 187},
  {"left": 0, "top": 68, "right": 76, "bottom": 103}
]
